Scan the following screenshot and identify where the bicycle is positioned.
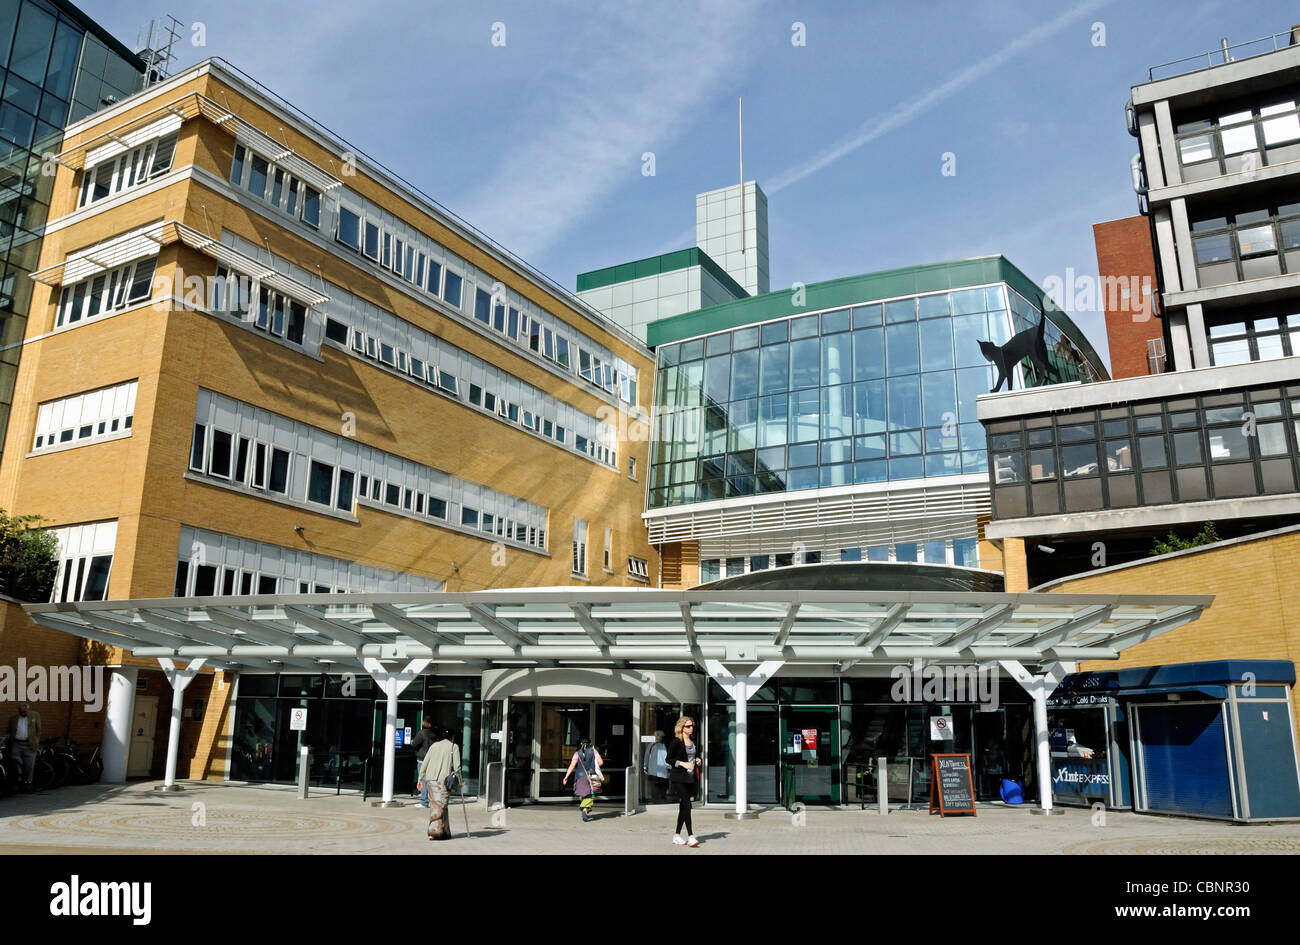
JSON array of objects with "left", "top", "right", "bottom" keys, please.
[
  {"left": 0, "top": 735, "right": 54, "bottom": 793},
  {"left": 41, "top": 737, "right": 76, "bottom": 788}
]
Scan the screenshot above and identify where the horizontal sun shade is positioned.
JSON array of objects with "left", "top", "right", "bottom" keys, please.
[
  {"left": 31, "top": 221, "right": 329, "bottom": 306},
  {"left": 30, "top": 222, "right": 164, "bottom": 287},
  {"left": 55, "top": 92, "right": 342, "bottom": 194},
  {"left": 23, "top": 588, "right": 1212, "bottom": 674}
]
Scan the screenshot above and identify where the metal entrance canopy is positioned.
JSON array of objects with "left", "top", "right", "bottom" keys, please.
[
  {"left": 26, "top": 587, "right": 1212, "bottom": 673},
  {"left": 26, "top": 587, "right": 1212, "bottom": 815}
]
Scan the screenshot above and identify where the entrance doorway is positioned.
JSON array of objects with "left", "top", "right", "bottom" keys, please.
[
  {"left": 780, "top": 707, "right": 840, "bottom": 804},
  {"left": 507, "top": 699, "right": 634, "bottom": 802},
  {"left": 127, "top": 695, "right": 157, "bottom": 778}
]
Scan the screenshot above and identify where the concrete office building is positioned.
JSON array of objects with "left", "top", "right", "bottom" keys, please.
[
  {"left": 577, "top": 180, "right": 766, "bottom": 344},
  {"left": 576, "top": 247, "right": 748, "bottom": 344},
  {"left": 976, "top": 28, "right": 1300, "bottom": 816},
  {"left": 696, "top": 181, "right": 768, "bottom": 297},
  {"left": 0, "top": 0, "right": 144, "bottom": 466},
  {"left": 1130, "top": 27, "right": 1300, "bottom": 373},
  {"left": 985, "top": 27, "right": 1300, "bottom": 588}
]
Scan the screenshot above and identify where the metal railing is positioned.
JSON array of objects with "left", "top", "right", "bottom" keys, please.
[{"left": 1148, "top": 29, "right": 1300, "bottom": 81}]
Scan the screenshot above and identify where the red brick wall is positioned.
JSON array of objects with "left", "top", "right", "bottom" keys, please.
[{"left": 1093, "top": 216, "right": 1162, "bottom": 379}]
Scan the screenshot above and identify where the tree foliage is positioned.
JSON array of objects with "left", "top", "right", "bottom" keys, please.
[
  {"left": 1150, "top": 521, "right": 1221, "bottom": 557},
  {"left": 0, "top": 508, "right": 58, "bottom": 602}
]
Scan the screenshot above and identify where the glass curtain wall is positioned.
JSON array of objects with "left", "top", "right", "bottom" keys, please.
[
  {"left": 230, "top": 673, "right": 483, "bottom": 795},
  {"left": 650, "top": 284, "right": 1094, "bottom": 509},
  {"left": 0, "top": 0, "right": 143, "bottom": 462}
]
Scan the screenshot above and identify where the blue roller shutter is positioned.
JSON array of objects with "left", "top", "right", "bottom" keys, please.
[{"left": 1138, "top": 703, "right": 1233, "bottom": 818}]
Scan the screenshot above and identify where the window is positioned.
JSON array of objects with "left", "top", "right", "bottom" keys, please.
[
  {"left": 628, "top": 557, "right": 649, "bottom": 581},
  {"left": 32, "top": 380, "right": 137, "bottom": 453},
  {"left": 78, "top": 132, "right": 178, "bottom": 208},
  {"left": 50, "top": 522, "right": 117, "bottom": 603},
  {"left": 443, "top": 271, "right": 462, "bottom": 307},
  {"left": 363, "top": 221, "right": 380, "bottom": 260},
  {"left": 337, "top": 207, "right": 362, "bottom": 250},
  {"left": 56, "top": 257, "right": 157, "bottom": 327},
  {"left": 307, "top": 460, "right": 334, "bottom": 505},
  {"left": 248, "top": 155, "right": 269, "bottom": 199},
  {"left": 572, "top": 518, "right": 588, "bottom": 576},
  {"left": 603, "top": 527, "right": 612, "bottom": 571}
]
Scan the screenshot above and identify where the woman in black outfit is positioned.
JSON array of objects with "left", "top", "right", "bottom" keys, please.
[{"left": 665, "top": 716, "right": 702, "bottom": 847}]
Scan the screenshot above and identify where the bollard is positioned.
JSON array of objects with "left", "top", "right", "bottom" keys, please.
[
  {"left": 624, "top": 765, "right": 639, "bottom": 816},
  {"left": 298, "top": 745, "right": 311, "bottom": 800},
  {"left": 877, "top": 756, "right": 888, "bottom": 815},
  {"left": 484, "top": 762, "right": 504, "bottom": 810}
]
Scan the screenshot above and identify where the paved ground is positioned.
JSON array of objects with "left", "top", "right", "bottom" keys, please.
[{"left": 2, "top": 780, "right": 1299, "bottom": 854}]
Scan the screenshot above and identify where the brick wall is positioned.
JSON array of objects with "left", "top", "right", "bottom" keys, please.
[
  {"left": 1093, "top": 216, "right": 1162, "bottom": 379},
  {"left": 1045, "top": 527, "right": 1300, "bottom": 740}
]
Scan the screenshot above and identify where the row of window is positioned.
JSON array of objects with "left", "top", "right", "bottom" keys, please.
[
  {"left": 211, "top": 267, "right": 310, "bottom": 345},
  {"left": 32, "top": 379, "right": 136, "bottom": 453},
  {"left": 230, "top": 143, "right": 323, "bottom": 229},
  {"left": 324, "top": 315, "right": 618, "bottom": 469},
  {"left": 472, "top": 287, "right": 637, "bottom": 403},
  {"left": 335, "top": 203, "right": 465, "bottom": 307},
  {"left": 989, "top": 390, "right": 1300, "bottom": 517},
  {"left": 226, "top": 129, "right": 639, "bottom": 411},
  {"left": 1191, "top": 201, "right": 1300, "bottom": 286},
  {"left": 1175, "top": 94, "right": 1300, "bottom": 174},
  {"left": 54, "top": 255, "right": 156, "bottom": 328},
  {"left": 1208, "top": 312, "right": 1300, "bottom": 366},
  {"left": 77, "top": 131, "right": 177, "bottom": 209},
  {"left": 698, "top": 538, "right": 979, "bottom": 581},
  {"left": 174, "top": 525, "right": 441, "bottom": 597},
  {"left": 190, "top": 391, "right": 549, "bottom": 551}
]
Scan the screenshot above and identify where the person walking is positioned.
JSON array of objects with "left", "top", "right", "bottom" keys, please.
[
  {"left": 417, "top": 727, "right": 461, "bottom": 841},
  {"left": 410, "top": 717, "right": 436, "bottom": 808},
  {"left": 665, "top": 717, "right": 701, "bottom": 847},
  {"left": 561, "top": 737, "right": 603, "bottom": 822},
  {"left": 6, "top": 703, "right": 40, "bottom": 792}
]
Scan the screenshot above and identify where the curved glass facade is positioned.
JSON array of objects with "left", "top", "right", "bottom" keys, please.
[{"left": 650, "top": 282, "right": 1095, "bottom": 509}]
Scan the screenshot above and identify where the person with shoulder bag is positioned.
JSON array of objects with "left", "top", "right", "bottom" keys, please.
[
  {"left": 417, "top": 727, "right": 461, "bottom": 841},
  {"left": 665, "top": 717, "right": 702, "bottom": 847},
  {"left": 561, "top": 737, "right": 604, "bottom": 822}
]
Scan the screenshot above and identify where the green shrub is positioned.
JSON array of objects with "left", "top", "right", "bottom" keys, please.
[
  {"left": 1150, "top": 521, "right": 1220, "bottom": 557},
  {"left": 0, "top": 509, "right": 58, "bottom": 602}
]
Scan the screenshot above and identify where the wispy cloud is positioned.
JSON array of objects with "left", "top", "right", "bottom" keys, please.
[
  {"left": 765, "top": 0, "right": 1113, "bottom": 195},
  {"left": 651, "top": 0, "right": 1112, "bottom": 256},
  {"left": 457, "top": 1, "right": 762, "bottom": 260}
]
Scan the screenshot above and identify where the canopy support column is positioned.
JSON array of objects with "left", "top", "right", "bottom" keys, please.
[
  {"left": 704, "top": 659, "right": 783, "bottom": 820},
  {"left": 1000, "top": 660, "right": 1065, "bottom": 814},
  {"left": 363, "top": 658, "right": 431, "bottom": 807},
  {"left": 157, "top": 658, "right": 206, "bottom": 791},
  {"left": 102, "top": 666, "right": 137, "bottom": 784}
]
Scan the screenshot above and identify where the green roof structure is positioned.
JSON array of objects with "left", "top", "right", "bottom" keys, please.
[
  {"left": 645, "top": 255, "right": 1108, "bottom": 379},
  {"left": 577, "top": 246, "right": 748, "bottom": 300}
]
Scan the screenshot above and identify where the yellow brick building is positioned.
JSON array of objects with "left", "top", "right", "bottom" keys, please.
[{"left": 0, "top": 60, "right": 656, "bottom": 782}]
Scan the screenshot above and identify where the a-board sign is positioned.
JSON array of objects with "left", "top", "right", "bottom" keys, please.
[{"left": 929, "top": 753, "right": 976, "bottom": 817}]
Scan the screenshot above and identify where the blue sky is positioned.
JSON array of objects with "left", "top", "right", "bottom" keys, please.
[{"left": 89, "top": 0, "right": 1300, "bottom": 369}]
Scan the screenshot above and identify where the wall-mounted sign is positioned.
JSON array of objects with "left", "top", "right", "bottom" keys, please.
[
  {"left": 290, "top": 708, "right": 307, "bottom": 732},
  {"left": 802, "top": 729, "right": 818, "bottom": 750},
  {"left": 930, "top": 716, "right": 953, "bottom": 740}
]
